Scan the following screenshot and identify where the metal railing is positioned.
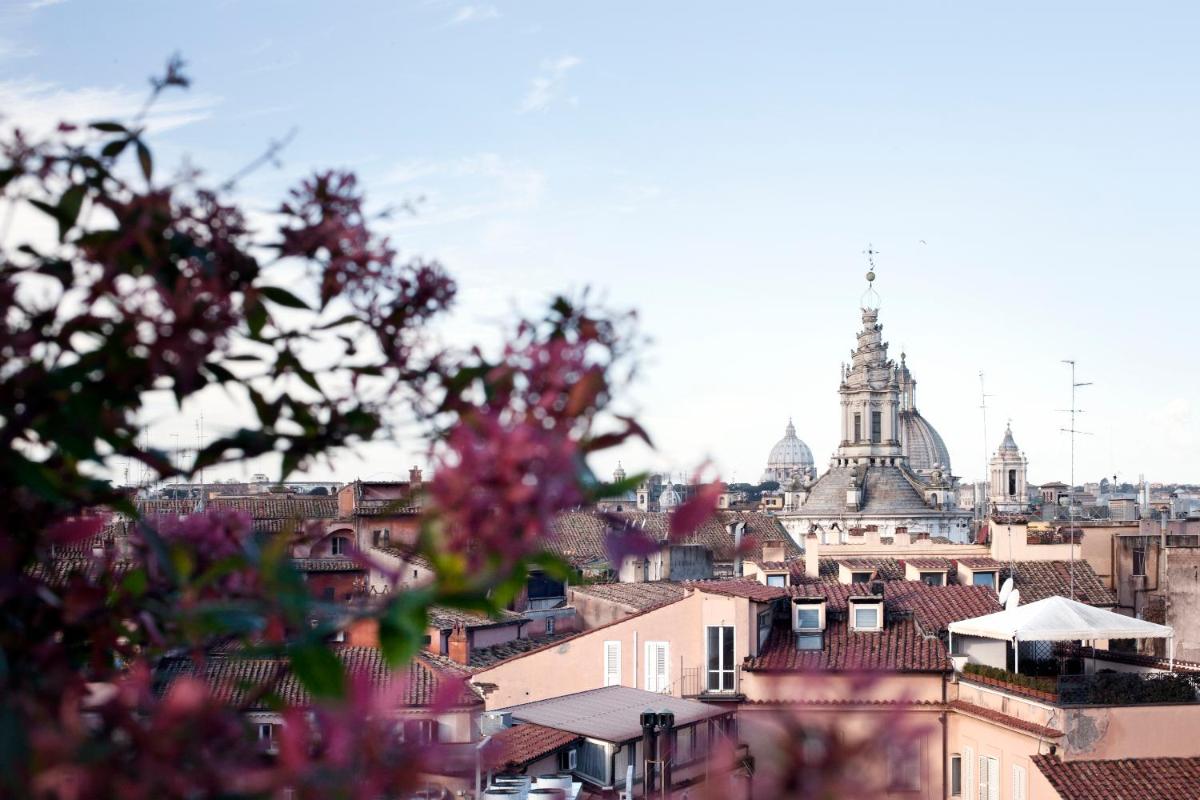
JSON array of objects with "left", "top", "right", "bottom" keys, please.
[{"left": 681, "top": 666, "right": 741, "bottom": 698}]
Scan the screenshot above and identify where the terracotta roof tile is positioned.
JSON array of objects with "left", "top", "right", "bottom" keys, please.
[
  {"left": 483, "top": 723, "right": 580, "bottom": 769},
  {"left": 547, "top": 510, "right": 799, "bottom": 566},
  {"left": 568, "top": 582, "right": 687, "bottom": 611},
  {"left": 292, "top": 557, "right": 364, "bottom": 573},
  {"left": 468, "top": 631, "right": 580, "bottom": 669},
  {"left": 819, "top": 557, "right": 905, "bottom": 580},
  {"left": 683, "top": 578, "right": 788, "bottom": 603},
  {"left": 957, "top": 557, "right": 1005, "bottom": 569},
  {"left": 884, "top": 583, "right": 1002, "bottom": 634},
  {"left": 950, "top": 700, "right": 1062, "bottom": 738},
  {"left": 745, "top": 618, "right": 951, "bottom": 674},
  {"left": 428, "top": 606, "right": 528, "bottom": 631},
  {"left": 905, "top": 558, "right": 953, "bottom": 570},
  {"left": 156, "top": 648, "right": 482, "bottom": 709},
  {"left": 1032, "top": 754, "right": 1200, "bottom": 800},
  {"left": 1008, "top": 560, "right": 1115, "bottom": 606}
]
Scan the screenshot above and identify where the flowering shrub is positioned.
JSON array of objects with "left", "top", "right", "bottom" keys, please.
[{"left": 0, "top": 58, "right": 688, "bottom": 798}]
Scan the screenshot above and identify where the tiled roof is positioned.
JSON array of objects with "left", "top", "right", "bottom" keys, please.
[
  {"left": 796, "top": 463, "right": 966, "bottom": 518},
  {"left": 369, "top": 546, "right": 434, "bottom": 571},
  {"left": 428, "top": 606, "right": 527, "bottom": 631},
  {"left": 156, "top": 648, "right": 482, "bottom": 709},
  {"left": 291, "top": 557, "right": 364, "bottom": 573},
  {"left": 905, "top": 557, "right": 953, "bottom": 570},
  {"left": 1032, "top": 754, "right": 1200, "bottom": 800},
  {"left": 469, "top": 631, "right": 579, "bottom": 669},
  {"left": 744, "top": 618, "right": 951, "bottom": 674},
  {"left": 884, "top": 583, "right": 1002, "bottom": 634},
  {"left": 547, "top": 510, "right": 799, "bottom": 566},
  {"left": 819, "top": 557, "right": 905, "bottom": 580},
  {"left": 568, "top": 582, "right": 688, "bottom": 611},
  {"left": 139, "top": 496, "right": 341, "bottom": 534},
  {"left": 957, "top": 557, "right": 1005, "bottom": 569},
  {"left": 483, "top": 723, "right": 580, "bottom": 769},
  {"left": 684, "top": 578, "right": 788, "bottom": 603},
  {"left": 30, "top": 557, "right": 136, "bottom": 588},
  {"left": 950, "top": 700, "right": 1062, "bottom": 738},
  {"left": 1008, "top": 560, "right": 1115, "bottom": 606}
]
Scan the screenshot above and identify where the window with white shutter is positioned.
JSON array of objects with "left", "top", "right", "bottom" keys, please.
[
  {"left": 603, "top": 640, "right": 621, "bottom": 686},
  {"left": 1012, "top": 764, "right": 1026, "bottom": 800},
  {"left": 978, "top": 755, "right": 999, "bottom": 800},
  {"left": 962, "top": 747, "right": 974, "bottom": 800},
  {"left": 644, "top": 641, "right": 669, "bottom": 693}
]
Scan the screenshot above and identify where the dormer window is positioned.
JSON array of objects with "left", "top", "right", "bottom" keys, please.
[
  {"left": 972, "top": 571, "right": 997, "bottom": 588},
  {"left": 766, "top": 574, "right": 787, "bottom": 588},
  {"left": 920, "top": 572, "right": 945, "bottom": 587},
  {"left": 849, "top": 597, "right": 884, "bottom": 632},
  {"left": 331, "top": 536, "right": 350, "bottom": 556},
  {"left": 792, "top": 598, "right": 826, "bottom": 634},
  {"left": 796, "top": 633, "right": 823, "bottom": 651},
  {"left": 851, "top": 571, "right": 872, "bottom": 584}
]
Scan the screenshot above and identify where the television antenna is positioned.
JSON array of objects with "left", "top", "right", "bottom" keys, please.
[
  {"left": 1059, "top": 359, "right": 1093, "bottom": 601},
  {"left": 979, "top": 372, "right": 994, "bottom": 528}
]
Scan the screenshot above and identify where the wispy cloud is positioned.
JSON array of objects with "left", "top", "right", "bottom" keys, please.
[
  {"left": 0, "top": 78, "right": 220, "bottom": 137},
  {"left": 28, "top": 0, "right": 67, "bottom": 8},
  {"left": 519, "top": 55, "right": 581, "bottom": 113},
  {"left": 379, "top": 153, "right": 545, "bottom": 227},
  {"left": 449, "top": 4, "right": 500, "bottom": 25}
]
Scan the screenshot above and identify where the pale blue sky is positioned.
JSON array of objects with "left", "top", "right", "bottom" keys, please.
[{"left": 4, "top": 1, "right": 1199, "bottom": 486}]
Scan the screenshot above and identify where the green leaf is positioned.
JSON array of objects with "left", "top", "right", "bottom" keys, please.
[
  {"left": 136, "top": 140, "right": 152, "bottom": 182},
  {"left": 57, "top": 185, "right": 86, "bottom": 241},
  {"left": 101, "top": 138, "right": 130, "bottom": 160},
  {"left": 259, "top": 285, "right": 310, "bottom": 310},
  {"left": 379, "top": 591, "right": 431, "bottom": 668},
  {"left": 289, "top": 641, "right": 345, "bottom": 699},
  {"left": 245, "top": 295, "right": 268, "bottom": 339},
  {"left": 90, "top": 121, "right": 128, "bottom": 133}
]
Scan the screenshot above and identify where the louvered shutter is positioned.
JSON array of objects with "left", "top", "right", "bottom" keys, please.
[
  {"left": 1012, "top": 764, "right": 1026, "bottom": 800},
  {"left": 603, "top": 641, "right": 621, "bottom": 686},
  {"left": 962, "top": 747, "right": 973, "bottom": 800},
  {"left": 645, "top": 641, "right": 669, "bottom": 692}
]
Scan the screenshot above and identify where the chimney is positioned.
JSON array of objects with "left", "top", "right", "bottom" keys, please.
[
  {"left": 805, "top": 533, "right": 820, "bottom": 579},
  {"left": 762, "top": 540, "right": 785, "bottom": 564},
  {"left": 892, "top": 531, "right": 911, "bottom": 548},
  {"left": 409, "top": 465, "right": 423, "bottom": 487},
  {"left": 447, "top": 623, "right": 470, "bottom": 665},
  {"left": 728, "top": 521, "right": 747, "bottom": 576}
]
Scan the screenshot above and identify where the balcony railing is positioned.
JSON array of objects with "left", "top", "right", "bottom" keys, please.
[
  {"left": 681, "top": 665, "right": 741, "bottom": 698},
  {"left": 1057, "top": 672, "right": 1200, "bottom": 706}
]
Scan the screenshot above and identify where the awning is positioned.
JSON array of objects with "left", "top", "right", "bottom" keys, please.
[{"left": 948, "top": 595, "right": 1173, "bottom": 642}]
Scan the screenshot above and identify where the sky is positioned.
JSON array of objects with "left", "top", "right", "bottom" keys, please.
[{"left": 3, "top": 0, "right": 1199, "bottom": 488}]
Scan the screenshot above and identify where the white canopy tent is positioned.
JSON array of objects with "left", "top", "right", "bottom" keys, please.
[{"left": 948, "top": 595, "right": 1175, "bottom": 671}]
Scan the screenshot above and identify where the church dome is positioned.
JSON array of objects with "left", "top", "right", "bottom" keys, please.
[
  {"left": 658, "top": 485, "right": 682, "bottom": 510},
  {"left": 766, "top": 420, "right": 814, "bottom": 471},
  {"left": 899, "top": 409, "right": 952, "bottom": 474}
]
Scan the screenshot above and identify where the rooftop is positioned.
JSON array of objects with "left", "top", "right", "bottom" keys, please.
[
  {"left": 483, "top": 723, "right": 580, "bottom": 770},
  {"left": 497, "top": 685, "right": 730, "bottom": 743},
  {"left": 746, "top": 618, "right": 951, "bottom": 674},
  {"left": 428, "top": 605, "right": 528, "bottom": 631},
  {"left": 568, "top": 581, "right": 688, "bottom": 611},
  {"left": 1032, "top": 754, "right": 1200, "bottom": 800}
]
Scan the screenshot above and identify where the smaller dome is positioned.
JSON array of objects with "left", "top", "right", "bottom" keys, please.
[
  {"left": 658, "top": 485, "right": 682, "bottom": 509},
  {"left": 900, "top": 409, "right": 952, "bottom": 474},
  {"left": 613, "top": 462, "right": 627, "bottom": 482},
  {"left": 766, "top": 419, "right": 815, "bottom": 470}
]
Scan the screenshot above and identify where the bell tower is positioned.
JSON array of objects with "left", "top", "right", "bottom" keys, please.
[
  {"left": 835, "top": 250, "right": 905, "bottom": 466},
  {"left": 988, "top": 422, "right": 1029, "bottom": 514}
]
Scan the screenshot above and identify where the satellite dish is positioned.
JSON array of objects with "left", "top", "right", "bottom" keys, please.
[
  {"left": 997, "top": 577, "right": 1015, "bottom": 606},
  {"left": 1005, "top": 589, "right": 1020, "bottom": 611}
]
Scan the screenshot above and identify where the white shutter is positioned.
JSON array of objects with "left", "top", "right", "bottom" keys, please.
[
  {"left": 603, "top": 641, "right": 621, "bottom": 687},
  {"left": 1012, "top": 764, "right": 1026, "bottom": 800},
  {"left": 988, "top": 757, "right": 1000, "bottom": 800},
  {"left": 963, "top": 747, "right": 974, "bottom": 800},
  {"left": 978, "top": 755, "right": 988, "bottom": 800},
  {"left": 644, "top": 642, "right": 669, "bottom": 692}
]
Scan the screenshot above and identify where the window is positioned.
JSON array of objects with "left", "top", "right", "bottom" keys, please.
[
  {"left": 559, "top": 748, "right": 578, "bottom": 771},
  {"left": 372, "top": 529, "right": 389, "bottom": 548},
  {"left": 1012, "top": 764, "right": 1026, "bottom": 800},
  {"left": 645, "top": 641, "right": 670, "bottom": 693},
  {"left": 887, "top": 739, "right": 920, "bottom": 791},
  {"left": 757, "top": 609, "right": 772, "bottom": 649},
  {"left": 576, "top": 740, "right": 609, "bottom": 784},
  {"left": 706, "top": 626, "right": 735, "bottom": 692},
  {"left": 331, "top": 536, "right": 349, "bottom": 556},
  {"left": 1132, "top": 546, "right": 1147, "bottom": 577},
  {"left": 603, "top": 640, "right": 621, "bottom": 687},
  {"left": 795, "top": 633, "right": 823, "bottom": 650},
  {"left": 871, "top": 411, "right": 882, "bottom": 444},
  {"left": 675, "top": 725, "right": 694, "bottom": 763},
  {"left": 794, "top": 606, "right": 821, "bottom": 630},
  {"left": 852, "top": 605, "right": 880, "bottom": 630},
  {"left": 978, "top": 755, "right": 999, "bottom": 800},
  {"left": 851, "top": 571, "right": 872, "bottom": 583},
  {"left": 972, "top": 571, "right": 996, "bottom": 588},
  {"left": 920, "top": 572, "right": 945, "bottom": 586},
  {"left": 963, "top": 747, "right": 974, "bottom": 800},
  {"left": 853, "top": 413, "right": 862, "bottom": 442},
  {"left": 1008, "top": 469, "right": 1017, "bottom": 497},
  {"left": 766, "top": 574, "right": 787, "bottom": 587},
  {"left": 545, "top": 616, "right": 555, "bottom": 635},
  {"left": 950, "top": 753, "right": 962, "bottom": 796}
]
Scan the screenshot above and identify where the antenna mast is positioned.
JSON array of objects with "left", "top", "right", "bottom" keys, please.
[
  {"left": 979, "top": 372, "right": 993, "bottom": 530},
  {"left": 1060, "top": 359, "right": 1093, "bottom": 601}
]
